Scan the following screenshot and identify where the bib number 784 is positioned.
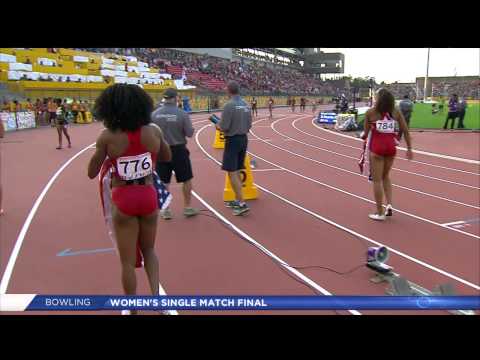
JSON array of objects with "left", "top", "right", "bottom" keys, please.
[
  {"left": 117, "top": 153, "right": 153, "bottom": 180},
  {"left": 376, "top": 120, "right": 395, "bottom": 133}
]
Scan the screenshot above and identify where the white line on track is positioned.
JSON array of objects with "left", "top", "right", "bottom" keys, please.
[
  {"left": 271, "top": 118, "right": 480, "bottom": 190},
  {"left": 195, "top": 123, "right": 480, "bottom": 292},
  {"left": 312, "top": 119, "right": 480, "bottom": 165},
  {"left": 252, "top": 117, "right": 480, "bottom": 211},
  {"left": 291, "top": 118, "right": 480, "bottom": 177},
  {"left": 190, "top": 189, "right": 361, "bottom": 315},
  {"left": 441, "top": 221, "right": 467, "bottom": 227},
  {"left": 252, "top": 169, "right": 285, "bottom": 172}
]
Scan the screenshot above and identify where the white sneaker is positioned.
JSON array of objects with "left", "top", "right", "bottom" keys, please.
[
  {"left": 385, "top": 204, "right": 393, "bottom": 217},
  {"left": 369, "top": 213, "right": 386, "bottom": 221}
]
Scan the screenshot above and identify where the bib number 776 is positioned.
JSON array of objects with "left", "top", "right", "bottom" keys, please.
[{"left": 117, "top": 153, "right": 153, "bottom": 180}]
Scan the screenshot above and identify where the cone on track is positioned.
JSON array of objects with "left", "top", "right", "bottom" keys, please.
[
  {"left": 213, "top": 129, "right": 225, "bottom": 149},
  {"left": 224, "top": 154, "right": 258, "bottom": 201}
]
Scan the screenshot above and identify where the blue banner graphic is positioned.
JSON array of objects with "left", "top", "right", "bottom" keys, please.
[{"left": 23, "top": 296, "right": 480, "bottom": 311}]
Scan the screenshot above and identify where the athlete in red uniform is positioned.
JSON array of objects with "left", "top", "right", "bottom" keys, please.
[
  {"left": 88, "top": 84, "right": 171, "bottom": 314},
  {"left": 363, "top": 88, "right": 412, "bottom": 221}
]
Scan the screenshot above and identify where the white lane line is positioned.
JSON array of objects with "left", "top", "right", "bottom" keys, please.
[
  {"left": 252, "top": 169, "right": 285, "bottom": 172},
  {"left": 271, "top": 118, "right": 480, "bottom": 190},
  {"left": 253, "top": 119, "right": 479, "bottom": 210},
  {"left": 312, "top": 119, "right": 480, "bottom": 165},
  {"left": 248, "top": 129, "right": 480, "bottom": 240},
  {"left": 158, "top": 282, "right": 178, "bottom": 315},
  {"left": 292, "top": 118, "right": 480, "bottom": 177},
  {"left": 196, "top": 123, "right": 480, "bottom": 292},
  {"left": 191, "top": 189, "right": 361, "bottom": 315},
  {"left": 441, "top": 221, "right": 467, "bottom": 227}
]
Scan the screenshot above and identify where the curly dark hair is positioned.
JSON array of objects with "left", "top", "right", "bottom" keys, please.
[
  {"left": 374, "top": 88, "right": 395, "bottom": 115},
  {"left": 94, "top": 84, "right": 153, "bottom": 132}
]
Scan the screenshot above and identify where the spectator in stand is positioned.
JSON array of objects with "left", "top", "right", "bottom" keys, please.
[
  {"left": 457, "top": 96, "right": 468, "bottom": 129},
  {"left": 443, "top": 94, "right": 459, "bottom": 130},
  {"left": 25, "top": 98, "right": 33, "bottom": 112},
  {"left": 47, "top": 98, "right": 57, "bottom": 126}
]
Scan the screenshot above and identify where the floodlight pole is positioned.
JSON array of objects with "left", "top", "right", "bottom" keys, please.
[{"left": 423, "top": 48, "right": 430, "bottom": 101}]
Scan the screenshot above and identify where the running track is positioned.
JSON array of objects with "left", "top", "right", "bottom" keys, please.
[{"left": 1, "top": 106, "right": 479, "bottom": 315}]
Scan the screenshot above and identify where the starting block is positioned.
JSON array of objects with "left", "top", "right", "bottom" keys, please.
[
  {"left": 213, "top": 129, "right": 225, "bottom": 149},
  {"left": 224, "top": 153, "right": 258, "bottom": 201}
]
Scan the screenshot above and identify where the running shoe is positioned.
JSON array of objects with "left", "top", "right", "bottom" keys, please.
[
  {"left": 225, "top": 201, "right": 239, "bottom": 208},
  {"left": 183, "top": 207, "right": 200, "bottom": 217},
  {"left": 161, "top": 208, "right": 173, "bottom": 220},
  {"left": 233, "top": 203, "right": 250, "bottom": 216},
  {"left": 369, "top": 213, "right": 386, "bottom": 221},
  {"left": 385, "top": 204, "right": 393, "bottom": 217}
]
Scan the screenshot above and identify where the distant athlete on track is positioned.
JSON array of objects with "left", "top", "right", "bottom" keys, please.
[
  {"left": 88, "top": 84, "right": 171, "bottom": 313},
  {"left": 362, "top": 88, "right": 413, "bottom": 221},
  {"left": 268, "top": 97, "right": 274, "bottom": 118},
  {"left": 54, "top": 98, "right": 72, "bottom": 150}
]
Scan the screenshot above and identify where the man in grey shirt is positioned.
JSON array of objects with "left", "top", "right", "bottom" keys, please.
[
  {"left": 151, "top": 88, "right": 199, "bottom": 219},
  {"left": 398, "top": 94, "right": 414, "bottom": 140},
  {"left": 216, "top": 81, "right": 252, "bottom": 216}
]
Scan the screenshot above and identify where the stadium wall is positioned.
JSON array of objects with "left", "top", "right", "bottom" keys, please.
[{"left": 169, "top": 48, "right": 233, "bottom": 60}]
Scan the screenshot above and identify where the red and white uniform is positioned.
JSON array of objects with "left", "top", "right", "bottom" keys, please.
[{"left": 367, "top": 112, "right": 398, "bottom": 157}]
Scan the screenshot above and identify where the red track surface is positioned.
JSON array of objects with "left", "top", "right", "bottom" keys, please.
[{"left": 1, "top": 107, "right": 479, "bottom": 315}]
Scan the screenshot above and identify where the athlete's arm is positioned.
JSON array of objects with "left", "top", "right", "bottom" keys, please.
[
  {"left": 0, "top": 121, "right": 5, "bottom": 138},
  {"left": 88, "top": 130, "right": 108, "bottom": 179},
  {"left": 394, "top": 109, "right": 413, "bottom": 160},
  {"left": 151, "top": 123, "right": 172, "bottom": 162},
  {"left": 362, "top": 110, "right": 371, "bottom": 140}
]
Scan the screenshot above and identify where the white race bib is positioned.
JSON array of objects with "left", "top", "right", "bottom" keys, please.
[
  {"left": 375, "top": 117, "right": 395, "bottom": 133},
  {"left": 116, "top": 152, "right": 153, "bottom": 180}
]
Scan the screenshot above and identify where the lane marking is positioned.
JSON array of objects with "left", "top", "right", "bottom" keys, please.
[
  {"left": 292, "top": 119, "right": 480, "bottom": 176},
  {"left": 252, "top": 169, "right": 285, "bottom": 172},
  {"left": 56, "top": 247, "right": 116, "bottom": 257},
  {"left": 190, "top": 189, "right": 361, "bottom": 315},
  {"left": 312, "top": 119, "right": 480, "bottom": 165},
  {"left": 442, "top": 221, "right": 468, "bottom": 227},
  {"left": 271, "top": 118, "right": 480, "bottom": 190},
  {"left": 252, "top": 119, "right": 480, "bottom": 210},
  {"left": 195, "top": 123, "right": 480, "bottom": 292}
]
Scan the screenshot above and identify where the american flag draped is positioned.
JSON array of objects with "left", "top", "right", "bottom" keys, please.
[{"left": 99, "top": 158, "right": 172, "bottom": 268}]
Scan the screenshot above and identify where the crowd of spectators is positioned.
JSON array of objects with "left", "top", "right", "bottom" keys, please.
[
  {"left": 77, "top": 48, "right": 353, "bottom": 96},
  {"left": 432, "top": 79, "right": 480, "bottom": 99},
  {"left": 383, "top": 83, "right": 417, "bottom": 100}
]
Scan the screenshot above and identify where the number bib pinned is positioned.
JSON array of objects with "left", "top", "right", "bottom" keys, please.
[
  {"left": 375, "top": 116, "right": 396, "bottom": 134},
  {"left": 116, "top": 152, "right": 153, "bottom": 181}
]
